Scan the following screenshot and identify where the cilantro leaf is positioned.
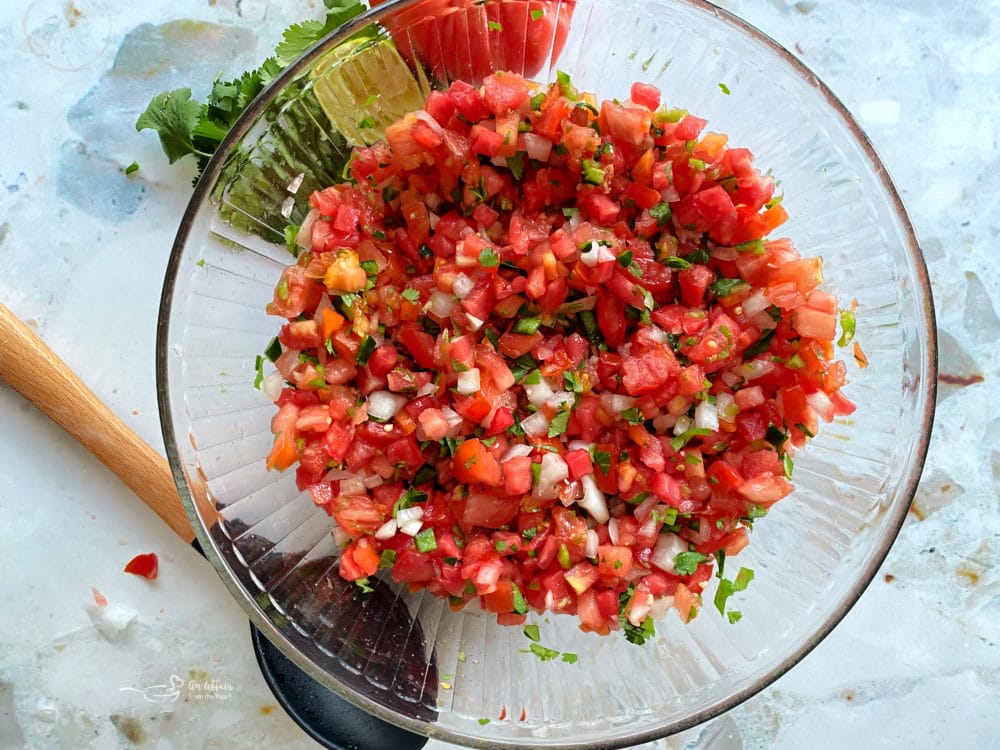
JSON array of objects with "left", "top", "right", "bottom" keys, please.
[
  {"left": 135, "top": 88, "right": 206, "bottom": 164},
  {"left": 548, "top": 407, "right": 570, "bottom": 437},
  {"left": 523, "top": 624, "right": 541, "bottom": 642},
  {"left": 673, "top": 551, "right": 709, "bottom": 576},
  {"left": 138, "top": 0, "right": 368, "bottom": 172}
]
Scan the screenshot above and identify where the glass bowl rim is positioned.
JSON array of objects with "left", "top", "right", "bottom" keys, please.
[{"left": 155, "top": 0, "right": 938, "bottom": 745}]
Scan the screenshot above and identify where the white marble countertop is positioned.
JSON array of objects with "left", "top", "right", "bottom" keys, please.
[{"left": 0, "top": 1, "right": 997, "bottom": 748}]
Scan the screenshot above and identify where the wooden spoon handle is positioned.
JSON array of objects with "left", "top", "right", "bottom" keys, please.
[{"left": 0, "top": 303, "right": 195, "bottom": 543}]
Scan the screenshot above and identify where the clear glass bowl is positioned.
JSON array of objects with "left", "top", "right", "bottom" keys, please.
[{"left": 157, "top": 1, "right": 936, "bottom": 747}]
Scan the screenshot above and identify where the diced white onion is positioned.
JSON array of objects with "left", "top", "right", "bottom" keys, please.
[
  {"left": 694, "top": 400, "right": 719, "bottom": 432},
  {"left": 608, "top": 516, "right": 620, "bottom": 545},
  {"left": 396, "top": 506, "right": 424, "bottom": 536},
  {"left": 341, "top": 475, "right": 366, "bottom": 495},
  {"left": 502, "top": 444, "right": 534, "bottom": 462},
  {"left": 457, "top": 367, "right": 481, "bottom": 395},
  {"left": 578, "top": 474, "right": 610, "bottom": 523},
  {"left": 375, "top": 519, "right": 398, "bottom": 540},
  {"left": 367, "top": 390, "right": 407, "bottom": 421},
  {"left": 442, "top": 407, "right": 464, "bottom": 429},
  {"left": 673, "top": 415, "right": 693, "bottom": 436},
  {"left": 740, "top": 358, "right": 776, "bottom": 381},
  {"left": 417, "top": 382, "right": 438, "bottom": 397},
  {"left": 428, "top": 290, "right": 455, "bottom": 317},
  {"left": 261, "top": 370, "right": 283, "bottom": 401},
  {"left": 465, "top": 314, "right": 485, "bottom": 331},
  {"left": 607, "top": 393, "right": 637, "bottom": 413},
  {"left": 710, "top": 244, "right": 740, "bottom": 261},
  {"left": 649, "top": 595, "right": 674, "bottom": 620},
  {"left": 286, "top": 172, "right": 305, "bottom": 195},
  {"left": 280, "top": 196, "right": 295, "bottom": 219},
  {"left": 364, "top": 473, "right": 384, "bottom": 489},
  {"left": 717, "top": 391, "right": 738, "bottom": 421},
  {"left": 323, "top": 468, "right": 355, "bottom": 482},
  {"left": 332, "top": 524, "right": 352, "bottom": 548},
  {"left": 579, "top": 239, "right": 615, "bottom": 267},
  {"left": 645, "top": 326, "right": 670, "bottom": 344},
  {"left": 536, "top": 453, "right": 569, "bottom": 499},
  {"left": 295, "top": 209, "right": 319, "bottom": 251},
  {"left": 650, "top": 533, "right": 689, "bottom": 574},
  {"left": 584, "top": 529, "right": 600, "bottom": 559},
  {"left": 546, "top": 390, "right": 575, "bottom": 411},
  {"left": 522, "top": 132, "right": 553, "bottom": 161},
  {"left": 742, "top": 288, "right": 771, "bottom": 317},
  {"left": 453, "top": 273, "right": 475, "bottom": 299},
  {"left": 523, "top": 378, "right": 554, "bottom": 407},
  {"left": 567, "top": 440, "right": 594, "bottom": 452},
  {"left": 751, "top": 310, "right": 780, "bottom": 331},
  {"left": 520, "top": 411, "right": 550, "bottom": 437}
]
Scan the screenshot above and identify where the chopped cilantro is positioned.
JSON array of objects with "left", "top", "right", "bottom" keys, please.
[
  {"left": 356, "top": 116, "right": 375, "bottom": 129},
  {"left": 563, "top": 370, "right": 584, "bottom": 393},
  {"left": 479, "top": 247, "right": 500, "bottom": 268},
  {"left": 125, "top": 161, "right": 139, "bottom": 175},
  {"left": 378, "top": 549, "right": 397, "bottom": 568},
  {"left": 617, "top": 250, "right": 634, "bottom": 268},
  {"left": 401, "top": 287, "right": 420, "bottom": 302},
  {"left": 620, "top": 407, "right": 644, "bottom": 424},
  {"left": 783, "top": 453, "right": 794, "bottom": 479},
  {"left": 355, "top": 335, "right": 376, "bottom": 366},
  {"left": 718, "top": 82, "right": 731, "bottom": 95},
  {"left": 478, "top": 718, "right": 491, "bottom": 726},
  {"left": 727, "top": 610, "right": 743, "bottom": 624},
  {"left": 649, "top": 202, "right": 672, "bottom": 226},
  {"left": 561, "top": 652, "right": 578, "bottom": 664},
  {"left": 136, "top": 0, "right": 369, "bottom": 172},
  {"left": 512, "top": 584, "right": 528, "bottom": 615},
  {"left": 548, "top": 407, "right": 571, "bottom": 437},
  {"left": 524, "top": 369, "right": 542, "bottom": 385},
  {"left": 523, "top": 643, "right": 560, "bottom": 661},
  {"left": 354, "top": 578, "right": 374, "bottom": 593},
  {"left": 710, "top": 277, "right": 750, "bottom": 298},
  {"left": 591, "top": 447, "right": 612, "bottom": 475},
  {"left": 670, "top": 428, "right": 712, "bottom": 452},
  {"left": 673, "top": 551, "right": 709, "bottom": 576},
  {"left": 664, "top": 256, "right": 691, "bottom": 270},
  {"left": 507, "top": 151, "right": 525, "bottom": 180}
]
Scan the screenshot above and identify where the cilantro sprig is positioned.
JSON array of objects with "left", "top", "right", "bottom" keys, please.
[{"left": 136, "top": 0, "right": 368, "bottom": 173}]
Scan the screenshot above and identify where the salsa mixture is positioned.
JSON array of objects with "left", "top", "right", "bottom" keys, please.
[{"left": 257, "top": 71, "right": 856, "bottom": 639}]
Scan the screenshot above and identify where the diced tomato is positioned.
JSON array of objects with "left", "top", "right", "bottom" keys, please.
[{"left": 256, "top": 72, "right": 855, "bottom": 639}]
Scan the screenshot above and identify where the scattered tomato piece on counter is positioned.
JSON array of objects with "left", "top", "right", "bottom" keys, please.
[{"left": 123, "top": 552, "right": 159, "bottom": 580}]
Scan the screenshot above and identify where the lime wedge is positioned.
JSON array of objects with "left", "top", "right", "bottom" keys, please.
[{"left": 310, "top": 34, "right": 430, "bottom": 147}]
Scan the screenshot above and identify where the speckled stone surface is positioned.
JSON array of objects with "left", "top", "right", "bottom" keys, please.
[{"left": 0, "top": 1, "right": 996, "bottom": 748}]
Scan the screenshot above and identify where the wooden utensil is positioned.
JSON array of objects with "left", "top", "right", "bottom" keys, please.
[{"left": 0, "top": 302, "right": 194, "bottom": 543}]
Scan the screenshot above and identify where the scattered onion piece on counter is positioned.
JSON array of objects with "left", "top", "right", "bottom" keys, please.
[{"left": 124, "top": 552, "right": 159, "bottom": 580}]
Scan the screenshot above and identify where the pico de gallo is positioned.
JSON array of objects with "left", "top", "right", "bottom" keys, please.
[{"left": 258, "top": 71, "right": 856, "bottom": 640}]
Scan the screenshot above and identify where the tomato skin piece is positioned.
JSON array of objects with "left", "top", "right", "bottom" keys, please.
[{"left": 123, "top": 553, "right": 159, "bottom": 580}]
